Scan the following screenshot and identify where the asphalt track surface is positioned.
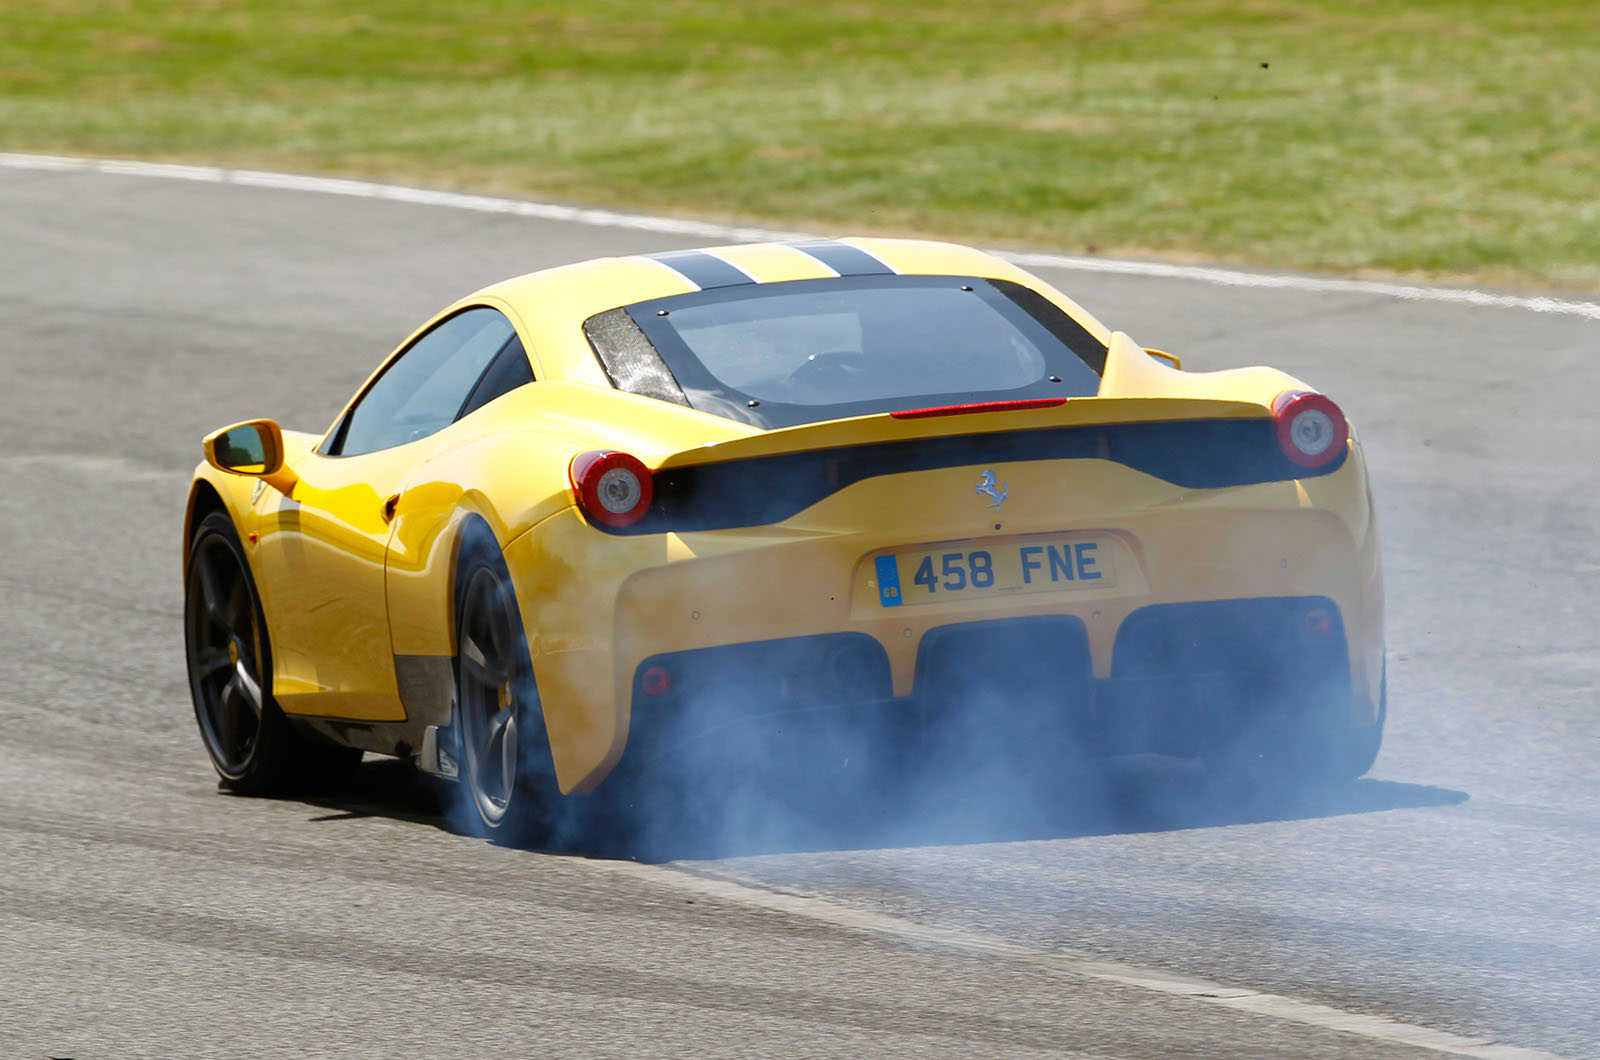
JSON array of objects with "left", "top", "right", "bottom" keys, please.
[{"left": 2, "top": 162, "right": 1597, "bottom": 1059}]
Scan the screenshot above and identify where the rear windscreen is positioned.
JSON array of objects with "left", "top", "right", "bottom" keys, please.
[{"left": 585, "top": 275, "right": 1106, "bottom": 429}]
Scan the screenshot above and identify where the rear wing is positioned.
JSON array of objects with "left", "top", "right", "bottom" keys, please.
[{"left": 655, "top": 333, "right": 1295, "bottom": 473}]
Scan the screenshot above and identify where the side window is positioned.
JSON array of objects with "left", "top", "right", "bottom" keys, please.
[
  {"left": 457, "top": 333, "right": 535, "bottom": 420},
  {"left": 332, "top": 307, "right": 516, "bottom": 456}
]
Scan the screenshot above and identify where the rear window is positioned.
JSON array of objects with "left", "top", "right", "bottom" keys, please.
[{"left": 585, "top": 275, "right": 1105, "bottom": 429}]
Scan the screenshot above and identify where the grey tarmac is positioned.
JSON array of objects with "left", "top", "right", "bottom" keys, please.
[{"left": 1, "top": 164, "right": 1596, "bottom": 1059}]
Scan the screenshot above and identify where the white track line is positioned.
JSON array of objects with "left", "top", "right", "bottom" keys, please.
[
  {"left": 4, "top": 148, "right": 1581, "bottom": 1058},
  {"left": 1002, "top": 250, "right": 1600, "bottom": 320},
  {"left": 7, "top": 454, "right": 192, "bottom": 483},
  {"left": 604, "top": 860, "right": 1570, "bottom": 1060},
  {"left": 5, "top": 151, "right": 1599, "bottom": 321}
]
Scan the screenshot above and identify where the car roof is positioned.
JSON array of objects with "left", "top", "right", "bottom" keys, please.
[{"left": 461, "top": 238, "right": 1113, "bottom": 388}]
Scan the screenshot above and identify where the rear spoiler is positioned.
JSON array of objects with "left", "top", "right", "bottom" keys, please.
[
  {"left": 587, "top": 345, "right": 1335, "bottom": 535},
  {"left": 656, "top": 332, "right": 1294, "bottom": 473}
]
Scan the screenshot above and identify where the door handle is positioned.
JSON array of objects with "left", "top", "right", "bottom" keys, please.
[{"left": 383, "top": 493, "right": 400, "bottom": 523}]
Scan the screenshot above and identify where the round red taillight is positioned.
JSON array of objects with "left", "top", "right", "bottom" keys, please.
[
  {"left": 570, "top": 450, "right": 654, "bottom": 529},
  {"left": 1272, "top": 390, "right": 1348, "bottom": 469}
]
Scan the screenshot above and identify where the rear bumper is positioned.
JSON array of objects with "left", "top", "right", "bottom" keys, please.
[
  {"left": 506, "top": 451, "right": 1382, "bottom": 793},
  {"left": 620, "top": 596, "right": 1354, "bottom": 769}
]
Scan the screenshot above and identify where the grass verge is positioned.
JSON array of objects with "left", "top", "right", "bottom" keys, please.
[{"left": 3, "top": 1, "right": 1597, "bottom": 289}]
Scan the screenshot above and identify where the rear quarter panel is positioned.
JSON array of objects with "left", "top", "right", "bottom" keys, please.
[{"left": 385, "top": 381, "right": 752, "bottom": 659}]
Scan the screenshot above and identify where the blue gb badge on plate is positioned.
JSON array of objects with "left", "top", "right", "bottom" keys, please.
[{"left": 874, "top": 554, "right": 903, "bottom": 607}]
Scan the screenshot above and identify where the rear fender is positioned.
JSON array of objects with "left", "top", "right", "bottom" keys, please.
[{"left": 1099, "top": 331, "right": 1306, "bottom": 401}]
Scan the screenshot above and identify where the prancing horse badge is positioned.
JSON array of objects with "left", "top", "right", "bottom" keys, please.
[{"left": 975, "top": 469, "right": 1008, "bottom": 510}]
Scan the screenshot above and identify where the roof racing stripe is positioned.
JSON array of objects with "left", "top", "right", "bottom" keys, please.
[
  {"left": 785, "top": 239, "right": 897, "bottom": 277},
  {"left": 643, "top": 249, "right": 757, "bottom": 290}
]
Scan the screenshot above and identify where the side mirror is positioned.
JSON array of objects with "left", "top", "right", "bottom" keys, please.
[
  {"left": 202, "top": 419, "right": 298, "bottom": 494},
  {"left": 1144, "top": 348, "right": 1182, "bottom": 370}
]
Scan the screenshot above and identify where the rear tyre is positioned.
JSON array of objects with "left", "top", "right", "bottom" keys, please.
[
  {"left": 1205, "top": 669, "right": 1386, "bottom": 791},
  {"left": 454, "top": 528, "right": 574, "bottom": 848},
  {"left": 184, "top": 511, "right": 361, "bottom": 794},
  {"left": 1337, "top": 663, "right": 1387, "bottom": 779}
]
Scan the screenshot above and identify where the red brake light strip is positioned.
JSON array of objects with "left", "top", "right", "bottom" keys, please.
[{"left": 890, "top": 398, "right": 1068, "bottom": 420}]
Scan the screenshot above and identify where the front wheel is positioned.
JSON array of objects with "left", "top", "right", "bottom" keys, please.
[
  {"left": 454, "top": 530, "right": 574, "bottom": 847},
  {"left": 184, "top": 510, "right": 360, "bottom": 794}
]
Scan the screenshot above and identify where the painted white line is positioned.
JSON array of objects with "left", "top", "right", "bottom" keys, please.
[
  {"left": 0, "top": 152, "right": 808, "bottom": 243},
  {"left": 601, "top": 860, "right": 1571, "bottom": 1060},
  {"left": 1004, "top": 250, "right": 1600, "bottom": 320},
  {"left": 5, "top": 151, "right": 1598, "bottom": 321},
  {"left": 6, "top": 453, "right": 192, "bottom": 484}
]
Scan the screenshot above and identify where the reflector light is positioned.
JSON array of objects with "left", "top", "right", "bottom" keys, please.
[
  {"left": 1304, "top": 607, "right": 1334, "bottom": 637},
  {"left": 891, "top": 398, "right": 1068, "bottom": 420},
  {"left": 640, "top": 665, "right": 673, "bottom": 697},
  {"left": 1272, "top": 390, "right": 1348, "bottom": 469},
  {"left": 570, "top": 450, "right": 654, "bottom": 528}
]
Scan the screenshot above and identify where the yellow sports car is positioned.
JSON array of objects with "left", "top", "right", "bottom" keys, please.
[{"left": 184, "top": 237, "right": 1384, "bottom": 844}]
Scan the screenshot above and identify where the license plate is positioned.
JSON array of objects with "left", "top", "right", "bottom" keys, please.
[{"left": 874, "top": 535, "right": 1116, "bottom": 608}]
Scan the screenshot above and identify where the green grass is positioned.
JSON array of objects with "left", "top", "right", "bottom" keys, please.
[{"left": 4, "top": 0, "right": 1598, "bottom": 288}]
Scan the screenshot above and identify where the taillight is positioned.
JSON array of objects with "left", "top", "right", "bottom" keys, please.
[
  {"left": 570, "top": 450, "right": 654, "bottom": 529},
  {"left": 1272, "top": 390, "right": 1348, "bottom": 469}
]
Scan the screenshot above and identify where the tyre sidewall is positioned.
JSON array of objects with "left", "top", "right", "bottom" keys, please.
[
  {"left": 453, "top": 526, "right": 568, "bottom": 847},
  {"left": 185, "top": 510, "right": 295, "bottom": 792}
]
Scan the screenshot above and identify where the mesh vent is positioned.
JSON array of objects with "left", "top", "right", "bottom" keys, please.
[{"left": 583, "top": 308, "right": 690, "bottom": 407}]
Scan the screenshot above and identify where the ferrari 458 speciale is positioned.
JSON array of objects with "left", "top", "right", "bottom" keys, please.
[{"left": 184, "top": 238, "right": 1384, "bottom": 843}]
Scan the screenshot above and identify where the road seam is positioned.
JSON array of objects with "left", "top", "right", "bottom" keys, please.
[
  {"left": 5, "top": 151, "right": 1598, "bottom": 322},
  {"left": 602, "top": 860, "right": 1570, "bottom": 1060}
]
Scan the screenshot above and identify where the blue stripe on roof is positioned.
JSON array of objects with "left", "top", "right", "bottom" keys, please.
[
  {"left": 644, "top": 249, "right": 755, "bottom": 290},
  {"left": 786, "top": 239, "right": 895, "bottom": 277}
]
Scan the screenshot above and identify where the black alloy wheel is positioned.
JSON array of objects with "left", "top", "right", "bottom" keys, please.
[
  {"left": 184, "top": 510, "right": 358, "bottom": 793},
  {"left": 454, "top": 531, "right": 567, "bottom": 845}
]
